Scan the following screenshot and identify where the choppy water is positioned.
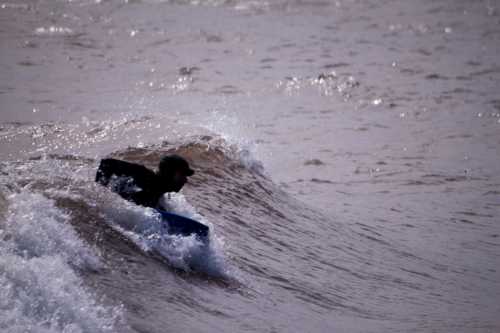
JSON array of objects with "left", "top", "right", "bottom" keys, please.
[{"left": 1, "top": 0, "right": 499, "bottom": 332}]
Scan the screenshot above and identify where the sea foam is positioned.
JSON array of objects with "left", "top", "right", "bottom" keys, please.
[
  {"left": 100, "top": 191, "right": 232, "bottom": 278},
  {"left": 0, "top": 191, "right": 124, "bottom": 333}
]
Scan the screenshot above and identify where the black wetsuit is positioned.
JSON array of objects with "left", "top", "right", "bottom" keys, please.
[{"left": 95, "top": 158, "right": 165, "bottom": 208}]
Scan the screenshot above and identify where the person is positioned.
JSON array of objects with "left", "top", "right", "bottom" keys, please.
[{"left": 95, "top": 154, "right": 194, "bottom": 209}]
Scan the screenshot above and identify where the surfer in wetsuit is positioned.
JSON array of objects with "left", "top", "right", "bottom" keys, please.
[{"left": 95, "top": 154, "right": 194, "bottom": 208}]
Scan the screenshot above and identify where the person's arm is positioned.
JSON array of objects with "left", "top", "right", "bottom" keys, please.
[
  {"left": 96, "top": 158, "right": 154, "bottom": 184},
  {"left": 96, "top": 158, "right": 161, "bottom": 208},
  {"left": 95, "top": 158, "right": 117, "bottom": 186}
]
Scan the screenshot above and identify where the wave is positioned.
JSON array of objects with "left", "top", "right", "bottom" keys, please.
[
  {"left": 1, "top": 135, "right": 408, "bottom": 332},
  {"left": 0, "top": 135, "right": 260, "bottom": 277}
]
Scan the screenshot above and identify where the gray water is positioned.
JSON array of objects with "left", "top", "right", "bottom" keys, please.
[{"left": 1, "top": 0, "right": 499, "bottom": 332}]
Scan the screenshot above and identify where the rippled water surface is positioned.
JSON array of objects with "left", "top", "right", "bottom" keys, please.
[{"left": 1, "top": 0, "right": 499, "bottom": 332}]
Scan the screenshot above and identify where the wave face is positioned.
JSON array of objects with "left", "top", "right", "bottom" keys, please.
[
  {"left": 1, "top": 137, "right": 495, "bottom": 333},
  {"left": 0, "top": 139, "right": 386, "bottom": 332}
]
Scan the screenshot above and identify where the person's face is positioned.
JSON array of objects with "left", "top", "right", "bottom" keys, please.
[{"left": 170, "top": 170, "right": 188, "bottom": 192}]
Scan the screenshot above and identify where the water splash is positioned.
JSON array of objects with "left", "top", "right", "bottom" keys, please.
[
  {"left": 100, "top": 191, "right": 232, "bottom": 278},
  {"left": 201, "top": 108, "right": 264, "bottom": 174},
  {"left": 0, "top": 190, "right": 124, "bottom": 333}
]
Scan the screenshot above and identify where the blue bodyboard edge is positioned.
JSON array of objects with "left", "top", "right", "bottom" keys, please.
[{"left": 155, "top": 209, "right": 209, "bottom": 239}]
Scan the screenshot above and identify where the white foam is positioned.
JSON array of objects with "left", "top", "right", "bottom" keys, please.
[
  {"left": 35, "top": 26, "right": 74, "bottom": 36},
  {"left": 100, "top": 191, "right": 232, "bottom": 278},
  {"left": 161, "top": 192, "right": 231, "bottom": 277},
  {"left": 3, "top": 191, "right": 100, "bottom": 269},
  {"left": 0, "top": 190, "right": 124, "bottom": 332}
]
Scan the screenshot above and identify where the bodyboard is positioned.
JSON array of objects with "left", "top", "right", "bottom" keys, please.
[{"left": 155, "top": 209, "right": 209, "bottom": 239}]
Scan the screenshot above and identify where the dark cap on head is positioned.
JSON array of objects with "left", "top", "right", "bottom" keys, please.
[{"left": 158, "top": 154, "right": 194, "bottom": 177}]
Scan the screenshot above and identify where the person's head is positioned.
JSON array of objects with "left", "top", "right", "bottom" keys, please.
[{"left": 158, "top": 154, "right": 194, "bottom": 192}]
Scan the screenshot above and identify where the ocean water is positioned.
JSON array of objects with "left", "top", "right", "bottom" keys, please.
[{"left": 1, "top": 0, "right": 499, "bottom": 332}]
